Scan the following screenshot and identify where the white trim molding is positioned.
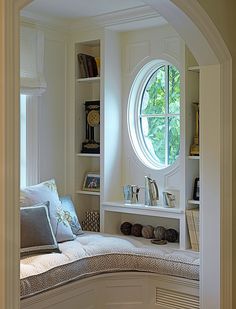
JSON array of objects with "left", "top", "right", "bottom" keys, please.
[
  {"left": 142, "top": 2, "right": 231, "bottom": 308},
  {"left": 0, "top": 1, "right": 232, "bottom": 309}
]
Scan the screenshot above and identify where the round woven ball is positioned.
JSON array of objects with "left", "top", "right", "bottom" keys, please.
[
  {"left": 131, "top": 223, "right": 143, "bottom": 237},
  {"left": 165, "top": 228, "right": 178, "bottom": 242},
  {"left": 141, "top": 225, "right": 154, "bottom": 239},
  {"left": 154, "top": 226, "right": 166, "bottom": 240},
  {"left": 120, "top": 222, "right": 132, "bottom": 235}
]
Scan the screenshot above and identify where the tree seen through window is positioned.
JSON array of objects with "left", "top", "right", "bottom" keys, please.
[{"left": 140, "top": 64, "right": 180, "bottom": 166}]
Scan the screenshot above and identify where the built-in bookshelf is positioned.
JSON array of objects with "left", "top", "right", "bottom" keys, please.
[
  {"left": 185, "top": 50, "right": 200, "bottom": 251},
  {"left": 74, "top": 40, "right": 101, "bottom": 229},
  {"left": 70, "top": 36, "right": 201, "bottom": 251}
]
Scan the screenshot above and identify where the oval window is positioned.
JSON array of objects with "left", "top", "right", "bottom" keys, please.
[{"left": 128, "top": 62, "right": 181, "bottom": 170}]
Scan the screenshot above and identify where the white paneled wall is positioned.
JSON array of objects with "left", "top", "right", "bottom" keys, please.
[
  {"left": 37, "top": 28, "right": 67, "bottom": 194},
  {"left": 121, "top": 25, "right": 185, "bottom": 207}
]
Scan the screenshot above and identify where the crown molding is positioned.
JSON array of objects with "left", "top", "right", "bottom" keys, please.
[
  {"left": 21, "top": 5, "right": 167, "bottom": 33},
  {"left": 70, "top": 5, "right": 167, "bottom": 31},
  {"left": 95, "top": 5, "right": 162, "bottom": 26},
  {"left": 20, "top": 10, "right": 71, "bottom": 32}
]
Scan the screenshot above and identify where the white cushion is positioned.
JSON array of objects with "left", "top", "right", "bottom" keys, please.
[{"left": 20, "top": 179, "right": 75, "bottom": 242}]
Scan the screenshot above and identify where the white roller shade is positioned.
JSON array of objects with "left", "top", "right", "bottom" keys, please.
[{"left": 20, "top": 26, "right": 47, "bottom": 95}]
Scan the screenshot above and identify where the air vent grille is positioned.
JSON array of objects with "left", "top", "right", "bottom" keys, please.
[{"left": 156, "top": 288, "right": 199, "bottom": 309}]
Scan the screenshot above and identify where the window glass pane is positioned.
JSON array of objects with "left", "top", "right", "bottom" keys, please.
[
  {"left": 141, "top": 66, "right": 165, "bottom": 115},
  {"left": 168, "top": 116, "right": 180, "bottom": 164},
  {"left": 168, "top": 65, "right": 180, "bottom": 114},
  {"left": 129, "top": 62, "right": 181, "bottom": 169},
  {"left": 140, "top": 116, "right": 166, "bottom": 165}
]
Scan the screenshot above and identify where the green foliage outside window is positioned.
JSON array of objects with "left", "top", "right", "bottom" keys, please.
[{"left": 140, "top": 64, "right": 180, "bottom": 166}]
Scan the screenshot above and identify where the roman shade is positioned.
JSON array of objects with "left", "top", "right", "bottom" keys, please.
[{"left": 20, "top": 25, "right": 47, "bottom": 95}]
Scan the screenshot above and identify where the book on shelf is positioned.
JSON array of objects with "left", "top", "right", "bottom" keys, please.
[
  {"left": 186, "top": 208, "right": 199, "bottom": 251},
  {"left": 78, "top": 53, "right": 99, "bottom": 78}
]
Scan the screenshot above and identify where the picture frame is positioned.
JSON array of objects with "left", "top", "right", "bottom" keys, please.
[
  {"left": 193, "top": 177, "right": 200, "bottom": 200},
  {"left": 83, "top": 173, "right": 100, "bottom": 192}
]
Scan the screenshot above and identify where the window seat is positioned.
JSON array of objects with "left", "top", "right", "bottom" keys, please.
[{"left": 20, "top": 232, "right": 199, "bottom": 300}]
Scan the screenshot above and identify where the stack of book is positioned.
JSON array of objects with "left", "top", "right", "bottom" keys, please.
[
  {"left": 78, "top": 53, "right": 99, "bottom": 78},
  {"left": 186, "top": 208, "right": 199, "bottom": 251}
]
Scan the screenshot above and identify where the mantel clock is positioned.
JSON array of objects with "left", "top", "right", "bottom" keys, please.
[{"left": 81, "top": 100, "right": 100, "bottom": 154}]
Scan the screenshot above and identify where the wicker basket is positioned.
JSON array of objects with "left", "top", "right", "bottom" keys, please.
[{"left": 82, "top": 210, "right": 100, "bottom": 232}]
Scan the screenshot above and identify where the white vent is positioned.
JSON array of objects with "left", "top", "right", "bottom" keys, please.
[{"left": 156, "top": 288, "right": 199, "bottom": 309}]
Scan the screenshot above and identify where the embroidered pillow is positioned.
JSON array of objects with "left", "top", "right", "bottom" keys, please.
[
  {"left": 20, "top": 179, "right": 75, "bottom": 242},
  {"left": 20, "top": 203, "right": 61, "bottom": 257},
  {"left": 60, "top": 195, "right": 83, "bottom": 235}
]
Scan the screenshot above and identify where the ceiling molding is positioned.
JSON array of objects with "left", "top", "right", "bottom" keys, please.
[
  {"left": 21, "top": 10, "right": 71, "bottom": 31},
  {"left": 70, "top": 5, "right": 167, "bottom": 31},
  {"left": 95, "top": 5, "right": 161, "bottom": 25},
  {"left": 21, "top": 5, "right": 167, "bottom": 32}
]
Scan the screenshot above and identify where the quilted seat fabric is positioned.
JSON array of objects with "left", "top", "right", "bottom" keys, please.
[{"left": 20, "top": 232, "right": 199, "bottom": 299}]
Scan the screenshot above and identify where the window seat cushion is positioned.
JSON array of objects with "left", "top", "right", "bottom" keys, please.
[{"left": 20, "top": 232, "right": 199, "bottom": 299}]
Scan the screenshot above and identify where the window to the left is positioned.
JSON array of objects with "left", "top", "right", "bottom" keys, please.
[{"left": 20, "top": 94, "right": 27, "bottom": 188}]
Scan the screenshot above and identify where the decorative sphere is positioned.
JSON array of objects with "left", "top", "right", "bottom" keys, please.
[
  {"left": 120, "top": 222, "right": 132, "bottom": 235},
  {"left": 141, "top": 225, "right": 154, "bottom": 239},
  {"left": 154, "top": 226, "right": 166, "bottom": 240},
  {"left": 165, "top": 228, "right": 179, "bottom": 242},
  {"left": 131, "top": 223, "right": 143, "bottom": 237}
]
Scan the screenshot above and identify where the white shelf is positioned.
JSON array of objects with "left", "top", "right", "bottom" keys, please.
[
  {"left": 102, "top": 201, "right": 184, "bottom": 219},
  {"left": 114, "top": 234, "right": 180, "bottom": 250},
  {"left": 188, "top": 199, "right": 200, "bottom": 205},
  {"left": 188, "top": 66, "right": 200, "bottom": 72},
  {"left": 76, "top": 153, "right": 100, "bottom": 158},
  {"left": 188, "top": 155, "right": 200, "bottom": 160},
  {"left": 76, "top": 77, "right": 100, "bottom": 83},
  {"left": 76, "top": 190, "right": 100, "bottom": 196}
]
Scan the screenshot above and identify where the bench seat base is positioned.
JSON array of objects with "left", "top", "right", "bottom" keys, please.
[{"left": 21, "top": 272, "right": 199, "bottom": 309}]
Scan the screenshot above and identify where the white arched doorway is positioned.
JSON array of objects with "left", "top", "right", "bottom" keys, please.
[{"left": 1, "top": 0, "right": 231, "bottom": 308}]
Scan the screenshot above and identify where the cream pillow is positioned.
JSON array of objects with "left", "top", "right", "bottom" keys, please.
[{"left": 20, "top": 179, "right": 75, "bottom": 242}]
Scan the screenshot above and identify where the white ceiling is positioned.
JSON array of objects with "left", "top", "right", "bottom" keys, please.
[{"left": 24, "top": 0, "right": 147, "bottom": 19}]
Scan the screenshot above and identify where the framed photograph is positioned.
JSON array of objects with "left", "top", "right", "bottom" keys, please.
[
  {"left": 193, "top": 177, "right": 200, "bottom": 200},
  {"left": 83, "top": 173, "right": 100, "bottom": 192}
]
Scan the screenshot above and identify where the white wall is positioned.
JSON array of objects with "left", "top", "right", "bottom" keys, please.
[
  {"left": 121, "top": 25, "right": 185, "bottom": 207},
  {"left": 102, "top": 30, "right": 122, "bottom": 202},
  {"left": 37, "top": 28, "right": 68, "bottom": 194}
]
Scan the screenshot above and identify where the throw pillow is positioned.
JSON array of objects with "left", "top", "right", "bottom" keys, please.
[
  {"left": 60, "top": 195, "right": 83, "bottom": 235},
  {"left": 21, "top": 203, "right": 61, "bottom": 257},
  {"left": 20, "top": 179, "right": 75, "bottom": 242}
]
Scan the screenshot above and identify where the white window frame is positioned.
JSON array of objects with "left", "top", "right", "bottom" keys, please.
[{"left": 128, "top": 60, "right": 181, "bottom": 170}]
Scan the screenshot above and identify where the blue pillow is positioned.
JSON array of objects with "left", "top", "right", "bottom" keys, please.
[
  {"left": 60, "top": 195, "right": 83, "bottom": 236},
  {"left": 21, "top": 203, "right": 61, "bottom": 257}
]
